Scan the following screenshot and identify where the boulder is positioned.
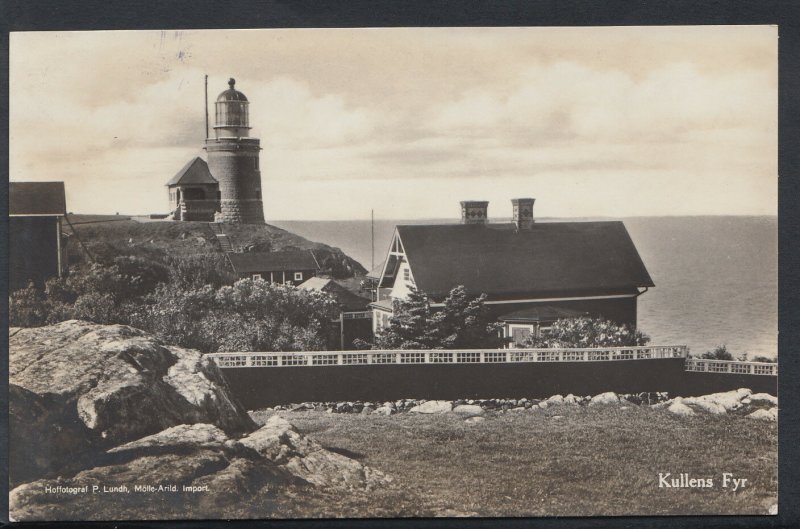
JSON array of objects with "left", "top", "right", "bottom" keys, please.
[
  {"left": 452, "top": 404, "right": 484, "bottom": 417},
  {"left": 9, "top": 320, "right": 255, "bottom": 484},
  {"left": 10, "top": 416, "right": 391, "bottom": 521},
  {"left": 589, "top": 392, "right": 619, "bottom": 406},
  {"left": 10, "top": 320, "right": 254, "bottom": 448},
  {"left": 240, "top": 416, "right": 390, "bottom": 490},
  {"left": 748, "top": 408, "right": 777, "bottom": 422},
  {"left": 464, "top": 416, "right": 485, "bottom": 424},
  {"left": 9, "top": 425, "right": 293, "bottom": 521},
  {"left": 8, "top": 384, "right": 101, "bottom": 487},
  {"left": 667, "top": 399, "right": 696, "bottom": 417},
  {"left": 108, "top": 423, "right": 230, "bottom": 453},
  {"left": 563, "top": 394, "right": 580, "bottom": 405},
  {"left": 745, "top": 393, "right": 778, "bottom": 406},
  {"left": 683, "top": 388, "right": 752, "bottom": 415},
  {"left": 409, "top": 400, "right": 453, "bottom": 414},
  {"left": 374, "top": 406, "right": 394, "bottom": 416},
  {"left": 546, "top": 394, "right": 564, "bottom": 405}
]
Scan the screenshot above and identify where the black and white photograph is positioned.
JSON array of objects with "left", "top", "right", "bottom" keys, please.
[{"left": 7, "top": 25, "right": 778, "bottom": 520}]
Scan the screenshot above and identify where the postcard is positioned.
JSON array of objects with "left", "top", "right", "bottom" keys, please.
[{"left": 7, "top": 26, "right": 777, "bottom": 520}]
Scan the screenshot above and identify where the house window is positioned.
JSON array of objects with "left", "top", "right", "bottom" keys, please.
[
  {"left": 294, "top": 272, "right": 303, "bottom": 281},
  {"left": 403, "top": 269, "right": 410, "bottom": 281},
  {"left": 252, "top": 274, "right": 262, "bottom": 280}
]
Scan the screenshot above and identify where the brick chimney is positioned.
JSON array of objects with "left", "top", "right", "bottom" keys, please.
[
  {"left": 511, "top": 198, "right": 535, "bottom": 230},
  {"left": 460, "top": 201, "right": 489, "bottom": 225}
]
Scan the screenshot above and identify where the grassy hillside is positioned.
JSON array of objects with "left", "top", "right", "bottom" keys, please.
[
  {"left": 251, "top": 406, "right": 777, "bottom": 517},
  {"left": 65, "top": 215, "right": 367, "bottom": 278}
]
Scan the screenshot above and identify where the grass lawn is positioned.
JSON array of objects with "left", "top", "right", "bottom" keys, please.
[{"left": 252, "top": 404, "right": 777, "bottom": 518}]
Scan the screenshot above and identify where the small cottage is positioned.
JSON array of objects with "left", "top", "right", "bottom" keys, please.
[
  {"left": 371, "top": 198, "right": 654, "bottom": 347},
  {"left": 227, "top": 250, "right": 320, "bottom": 286},
  {"left": 165, "top": 157, "right": 220, "bottom": 221},
  {"left": 299, "top": 277, "right": 372, "bottom": 349},
  {"left": 9, "top": 182, "right": 69, "bottom": 291}
]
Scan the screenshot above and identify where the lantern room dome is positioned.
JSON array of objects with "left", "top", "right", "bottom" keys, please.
[{"left": 217, "top": 78, "right": 248, "bottom": 102}]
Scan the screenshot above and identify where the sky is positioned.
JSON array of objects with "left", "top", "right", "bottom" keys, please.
[{"left": 9, "top": 26, "right": 777, "bottom": 221}]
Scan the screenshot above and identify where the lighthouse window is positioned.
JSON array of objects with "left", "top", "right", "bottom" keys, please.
[{"left": 256, "top": 190, "right": 261, "bottom": 200}]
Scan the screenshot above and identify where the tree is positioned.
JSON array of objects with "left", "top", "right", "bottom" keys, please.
[
  {"left": 523, "top": 316, "right": 650, "bottom": 348},
  {"left": 700, "top": 345, "right": 733, "bottom": 361},
  {"left": 373, "top": 287, "right": 438, "bottom": 349},
  {"left": 373, "top": 285, "right": 502, "bottom": 349},
  {"left": 430, "top": 286, "right": 503, "bottom": 349}
]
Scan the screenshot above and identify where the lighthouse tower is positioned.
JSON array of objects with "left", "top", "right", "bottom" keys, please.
[{"left": 205, "top": 78, "right": 265, "bottom": 224}]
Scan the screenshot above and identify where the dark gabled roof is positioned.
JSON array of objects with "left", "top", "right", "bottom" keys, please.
[
  {"left": 498, "top": 305, "right": 587, "bottom": 323},
  {"left": 396, "top": 221, "right": 654, "bottom": 300},
  {"left": 166, "top": 157, "right": 218, "bottom": 186},
  {"left": 299, "top": 277, "right": 371, "bottom": 312},
  {"left": 10, "top": 182, "right": 66, "bottom": 215},
  {"left": 228, "top": 250, "right": 320, "bottom": 274}
]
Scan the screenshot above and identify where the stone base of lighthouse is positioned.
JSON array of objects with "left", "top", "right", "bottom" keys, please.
[{"left": 220, "top": 199, "right": 265, "bottom": 224}]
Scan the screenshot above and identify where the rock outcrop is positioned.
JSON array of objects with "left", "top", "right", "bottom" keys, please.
[
  {"left": 9, "top": 321, "right": 391, "bottom": 520},
  {"left": 240, "top": 416, "right": 390, "bottom": 491},
  {"left": 10, "top": 320, "right": 254, "bottom": 453},
  {"left": 10, "top": 417, "right": 389, "bottom": 521}
]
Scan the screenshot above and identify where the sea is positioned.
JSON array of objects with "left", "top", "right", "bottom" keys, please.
[{"left": 273, "top": 216, "right": 778, "bottom": 359}]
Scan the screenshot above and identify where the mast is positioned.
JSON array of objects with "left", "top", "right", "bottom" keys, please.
[
  {"left": 204, "top": 74, "right": 209, "bottom": 139},
  {"left": 371, "top": 209, "right": 375, "bottom": 270}
]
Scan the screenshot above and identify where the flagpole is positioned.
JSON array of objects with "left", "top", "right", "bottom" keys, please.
[{"left": 204, "top": 75, "right": 209, "bottom": 140}]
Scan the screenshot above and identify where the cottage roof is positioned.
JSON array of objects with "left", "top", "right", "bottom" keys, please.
[
  {"left": 10, "top": 182, "right": 66, "bottom": 216},
  {"left": 228, "top": 250, "right": 320, "bottom": 274},
  {"left": 299, "top": 277, "right": 371, "bottom": 312},
  {"left": 166, "top": 157, "right": 218, "bottom": 186},
  {"left": 395, "top": 221, "right": 654, "bottom": 300}
]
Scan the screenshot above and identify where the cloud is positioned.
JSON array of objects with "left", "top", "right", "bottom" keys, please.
[{"left": 9, "top": 27, "right": 777, "bottom": 219}]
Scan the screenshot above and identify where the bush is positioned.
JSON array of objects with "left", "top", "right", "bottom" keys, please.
[
  {"left": 523, "top": 317, "right": 650, "bottom": 348},
  {"left": 9, "top": 253, "right": 339, "bottom": 353},
  {"left": 372, "top": 286, "right": 502, "bottom": 349},
  {"left": 130, "top": 279, "right": 339, "bottom": 352},
  {"left": 700, "top": 345, "right": 733, "bottom": 361},
  {"left": 9, "top": 282, "right": 48, "bottom": 327},
  {"left": 163, "top": 254, "right": 235, "bottom": 290}
]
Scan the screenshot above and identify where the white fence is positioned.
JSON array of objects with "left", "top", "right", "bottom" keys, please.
[
  {"left": 685, "top": 358, "right": 778, "bottom": 376},
  {"left": 207, "top": 345, "right": 689, "bottom": 368}
]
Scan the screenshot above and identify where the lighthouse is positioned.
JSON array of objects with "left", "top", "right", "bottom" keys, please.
[{"left": 205, "top": 78, "right": 265, "bottom": 224}]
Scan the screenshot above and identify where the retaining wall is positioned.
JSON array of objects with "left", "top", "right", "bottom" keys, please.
[{"left": 219, "top": 360, "right": 776, "bottom": 409}]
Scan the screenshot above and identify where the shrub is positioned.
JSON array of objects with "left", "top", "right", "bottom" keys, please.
[
  {"left": 131, "top": 279, "right": 339, "bottom": 352},
  {"left": 9, "top": 282, "right": 48, "bottom": 327},
  {"left": 372, "top": 286, "right": 502, "bottom": 349},
  {"left": 523, "top": 317, "right": 650, "bottom": 348},
  {"left": 700, "top": 345, "right": 733, "bottom": 361},
  {"left": 163, "top": 254, "right": 236, "bottom": 290}
]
